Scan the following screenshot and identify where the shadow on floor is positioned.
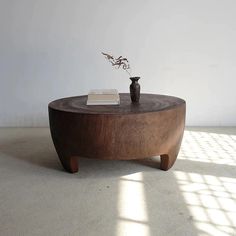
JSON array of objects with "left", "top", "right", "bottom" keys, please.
[{"left": 0, "top": 128, "right": 162, "bottom": 178}]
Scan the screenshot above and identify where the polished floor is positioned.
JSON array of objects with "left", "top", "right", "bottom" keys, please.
[{"left": 0, "top": 127, "right": 236, "bottom": 236}]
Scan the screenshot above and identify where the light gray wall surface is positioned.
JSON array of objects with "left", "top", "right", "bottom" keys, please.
[{"left": 1, "top": 0, "right": 236, "bottom": 126}]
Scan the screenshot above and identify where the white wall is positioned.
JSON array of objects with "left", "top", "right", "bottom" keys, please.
[{"left": 1, "top": 0, "right": 236, "bottom": 126}]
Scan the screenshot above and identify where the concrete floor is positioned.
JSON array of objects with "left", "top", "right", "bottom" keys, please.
[{"left": 0, "top": 127, "right": 236, "bottom": 236}]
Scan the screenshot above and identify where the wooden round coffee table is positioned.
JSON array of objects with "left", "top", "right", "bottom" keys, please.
[{"left": 48, "top": 93, "right": 186, "bottom": 173}]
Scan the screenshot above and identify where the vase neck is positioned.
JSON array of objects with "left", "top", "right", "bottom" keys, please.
[{"left": 130, "top": 77, "right": 140, "bottom": 83}]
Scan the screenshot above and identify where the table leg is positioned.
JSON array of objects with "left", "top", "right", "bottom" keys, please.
[
  {"left": 58, "top": 154, "right": 79, "bottom": 173},
  {"left": 160, "top": 151, "right": 178, "bottom": 171},
  {"left": 159, "top": 124, "right": 184, "bottom": 170},
  {"left": 160, "top": 140, "right": 182, "bottom": 171}
]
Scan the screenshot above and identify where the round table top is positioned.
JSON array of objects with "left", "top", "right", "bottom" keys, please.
[{"left": 49, "top": 93, "right": 185, "bottom": 115}]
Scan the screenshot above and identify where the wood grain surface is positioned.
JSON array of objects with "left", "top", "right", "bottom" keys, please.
[
  {"left": 49, "top": 93, "right": 185, "bottom": 114},
  {"left": 49, "top": 93, "right": 186, "bottom": 173}
]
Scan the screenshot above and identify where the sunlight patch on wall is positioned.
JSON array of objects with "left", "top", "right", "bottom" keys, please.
[{"left": 116, "top": 172, "right": 150, "bottom": 236}]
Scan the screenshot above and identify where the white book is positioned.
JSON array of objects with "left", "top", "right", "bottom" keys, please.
[
  {"left": 89, "top": 89, "right": 118, "bottom": 95},
  {"left": 87, "top": 100, "right": 120, "bottom": 105},
  {"left": 87, "top": 89, "right": 120, "bottom": 105}
]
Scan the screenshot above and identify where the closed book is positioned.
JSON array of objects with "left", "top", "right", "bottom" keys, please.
[
  {"left": 89, "top": 89, "right": 118, "bottom": 95},
  {"left": 88, "top": 94, "right": 119, "bottom": 101},
  {"left": 87, "top": 89, "right": 120, "bottom": 105}
]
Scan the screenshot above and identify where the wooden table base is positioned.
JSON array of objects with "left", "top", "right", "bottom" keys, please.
[{"left": 49, "top": 94, "right": 186, "bottom": 173}]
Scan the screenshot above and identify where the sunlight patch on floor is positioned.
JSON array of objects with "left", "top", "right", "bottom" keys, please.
[
  {"left": 116, "top": 172, "right": 150, "bottom": 236},
  {"left": 179, "top": 131, "right": 236, "bottom": 166},
  {"left": 174, "top": 171, "right": 236, "bottom": 236}
]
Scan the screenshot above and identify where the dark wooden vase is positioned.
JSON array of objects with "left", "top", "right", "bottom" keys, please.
[{"left": 129, "top": 77, "right": 140, "bottom": 103}]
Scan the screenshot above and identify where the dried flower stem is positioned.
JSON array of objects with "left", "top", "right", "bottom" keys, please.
[{"left": 102, "top": 52, "right": 131, "bottom": 76}]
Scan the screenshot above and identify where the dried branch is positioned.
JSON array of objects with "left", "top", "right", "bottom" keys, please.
[{"left": 102, "top": 52, "right": 131, "bottom": 76}]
